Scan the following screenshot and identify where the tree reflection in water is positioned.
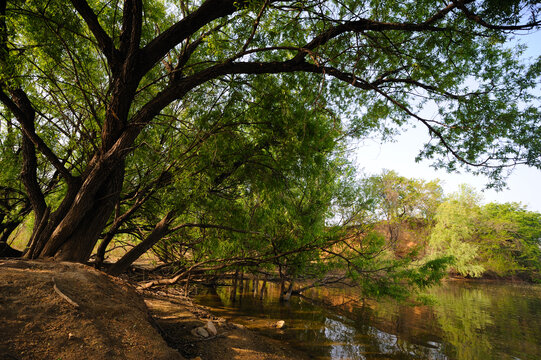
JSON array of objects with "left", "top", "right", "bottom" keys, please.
[{"left": 195, "top": 280, "right": 541, "bottom": 360}]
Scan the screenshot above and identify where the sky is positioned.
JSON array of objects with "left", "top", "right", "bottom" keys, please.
[
  {"left": 352, "top": 28, "right": 541, "bottom": 212},
  {"left": 353, "top": 126, "right": 541, "bottom": 212}
]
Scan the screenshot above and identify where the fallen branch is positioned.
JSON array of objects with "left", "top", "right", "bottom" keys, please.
[
  {"left": 137, "top": 260, "right": 218, "bottom": 290},
  {"left": 52, "top": 277, "right": 80, "bottom": 308},
  {"left": 137, "top": 272, "right": 186, "bottom": 290},
  {"left": 136, "top": 243, "right": 333, "bottom": 290}
]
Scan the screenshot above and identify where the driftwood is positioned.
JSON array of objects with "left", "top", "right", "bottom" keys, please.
[
  {"left": 136, "top": 260, "right": 218, "bottom": 290},
  {"left": 137, "top": 272, "right": 186, "bottom": 290},
  {"left": 52, "top": 277, "right": 80, "bottom": 308}
]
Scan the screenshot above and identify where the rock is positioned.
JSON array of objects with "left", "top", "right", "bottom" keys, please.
[
  {"left": 195, "top": 326, "right": 209, "bottom": 338},
  {"left": 204, "top": 321, "right": 217, "bottom": 336},
  {"left": 275, "top": 320, "right": 285, "bottom": 329}
]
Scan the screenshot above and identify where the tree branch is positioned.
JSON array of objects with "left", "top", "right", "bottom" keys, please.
[
  {"left": 69, "top": 0, "right": 118, "bottom": 63},
  {"left": 119, "top": 0, "right": 143, "bottom": 56},
  {"left": 138, "top": 0, "right": 244, "bottom": 76},
  {"left": 0, "top": 88, "right": 76, "bottom": 184},
  {"left": 291, "top": 15, "right": 451, "bottom": 63},
  {"left": 108, "top": 211, "right": 176, "bottom": 276},
  {"left": 455, "top": 1, "right": 541, "bottom": 31}
]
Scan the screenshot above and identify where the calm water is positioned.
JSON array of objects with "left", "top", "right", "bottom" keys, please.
[{"left": 195, "top": 280, "right": 541, "bottom": 360}]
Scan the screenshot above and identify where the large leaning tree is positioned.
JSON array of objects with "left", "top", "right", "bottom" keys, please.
[{"left": 0, "top": 0, "right": 539, "bottom": 263}]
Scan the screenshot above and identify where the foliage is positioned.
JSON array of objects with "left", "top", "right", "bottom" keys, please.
[
  {"left": 351, "top": 170, "right": 443, "bottom": 261},
  {"left": 364, "top": 170, "right": 444, "bottom": 223},
  {"left": 478, "top": 202, "right": 541, "bottom": 279},
  {"left": 429, "top": 185, "right": 485, "bottom": 277},
  {"left": 0, "top": 0, "right": 540, "bottom": 296},
  {"left": 0, "top": 121, "right": 29, "bottom": 243},
  {"left": 429, "top": 185, "right": 541, "bottom": 279}
]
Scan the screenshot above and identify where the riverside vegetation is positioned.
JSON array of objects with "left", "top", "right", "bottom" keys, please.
[
  {"left": 1, "top": 1, "right": 541, "bottom": 358},
  {"left": 0, "top": 0, "right": 541, "bottom": 351}
]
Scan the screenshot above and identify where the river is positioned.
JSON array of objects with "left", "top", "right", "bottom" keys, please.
[{"left": 195, "top": 279, "right": 541, "bottom": 360}]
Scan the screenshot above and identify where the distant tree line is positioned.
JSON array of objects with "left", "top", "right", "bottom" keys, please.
[{"left": 361, "top": 171, "right": 541, "bottom": 282}]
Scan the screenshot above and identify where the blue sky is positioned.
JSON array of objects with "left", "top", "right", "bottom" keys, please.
[
  {"left": 353, "top": 28, "right": 541, "bottom": 212},
  {"left": 353, "top": 126, "right": 541, "bottom": 212}
]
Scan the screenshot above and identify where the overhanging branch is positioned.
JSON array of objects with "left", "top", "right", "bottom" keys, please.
[{"left": 70, "top": 0, "right": 118, "bottom": 63}]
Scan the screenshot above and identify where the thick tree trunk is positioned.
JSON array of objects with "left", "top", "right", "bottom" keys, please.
[
  {"left": 24, "top": 159, "right": 125, "bottom": 262},
  {"left": 53, "top": 166, "right": 126, "bottom": 262}
]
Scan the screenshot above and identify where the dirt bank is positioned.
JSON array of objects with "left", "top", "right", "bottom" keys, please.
[
  {"left": 0, "top": 259, "right": 183, "bottom": 360},
  {"left": 0, "top": 259, "right": 308, "bottom": 360}
]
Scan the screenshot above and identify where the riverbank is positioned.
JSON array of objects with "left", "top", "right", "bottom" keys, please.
[
  {"left": 143, "top": 287, "right": 310, "bottom": 360},
  {"left": 0, "top": 259, "right": 309, "bottom": 360}
]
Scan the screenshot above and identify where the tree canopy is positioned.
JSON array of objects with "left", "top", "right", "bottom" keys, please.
[
  {"left": 429, "top": 185, "right": 541, "bottom": 279},
  {"left": 0, "top": 0, "right": 540, "bottom": 289}
]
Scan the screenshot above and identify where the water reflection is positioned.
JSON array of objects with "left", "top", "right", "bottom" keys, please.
[
  {"left": 195, "top": 280, "right": 541, "bottom": 360},
  {"left": 323, "top": 317, "right": 364, "bottom": 359}
]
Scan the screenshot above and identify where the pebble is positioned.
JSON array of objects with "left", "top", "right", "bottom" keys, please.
[
  {"left": 195, "top": 326, "right": 209, "bottom": 337},
  {"left": 204, "top": 321, "right": 217, "bottom": 336}
]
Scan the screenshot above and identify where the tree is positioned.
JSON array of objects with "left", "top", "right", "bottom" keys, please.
[
  {"left": 429, "top": 185, "right": 541, "bottom": 279},
  {"left": 105, "top": 70, "right": 348, "bottom": 274},
  {"left": 363, "top": 170, "right": 443, "bottom": 247},
  {"left": 477, "top": 202, "right": 541, "bottom": 279},
  {"left": 428, "top": 185, "right": 485, "bottom": 277},
  {"left": 0, "top": 126, "right": 28, "bottom": 254},
  {"left": 0, "top": 0, "right": 539, "bottom": 263}
]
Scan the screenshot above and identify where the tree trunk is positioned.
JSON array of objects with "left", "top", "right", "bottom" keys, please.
[
  {"left": 0, "top": 242, "right": 22, "bottom": 257},
  {"left": 259, "top": 276, "right": 267, "bottom": 300},
  {"left": 281, "top": 280, "right": 294, "bottom": 302},
  {"left": 108, "top": 211, "right": 174, "bottom": 276},
  {"left": 238, "top": 271, "right": 244, "bottom": 294},
  {"left": 252, "top": 276, "right": 258, "bottom": 297},
  {"left": 0, "top": 221, "right": 19, "bottom": 244},
  {"left": 279, "top": 278, "right": 286, "bottom": 301},
  {"left": 22, "top": 159, "right": 125, "bottom": 262},
  {"left": 95, "top": 190, "right": 151, "bottom": 267},
  {"left": 230, "top": 269, "right": 239, "bottom": 302},
  {"left": 55, "top": 166, "right": 126, "bottom": 262}
]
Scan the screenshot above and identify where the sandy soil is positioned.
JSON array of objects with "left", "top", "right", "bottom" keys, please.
[
  {"left": 0, "top": 259, "right": 309, "bottom": 360},
  {"left": 143, "top": 289, "right": 310, "bottom": 360},
  {"left": 0, "top": 259, "right": 182, "bottom": 360}
]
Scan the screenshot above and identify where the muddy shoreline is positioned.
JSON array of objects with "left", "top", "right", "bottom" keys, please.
[{"left": 143, "top": 287, "right": 311, "bottom": 360}]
